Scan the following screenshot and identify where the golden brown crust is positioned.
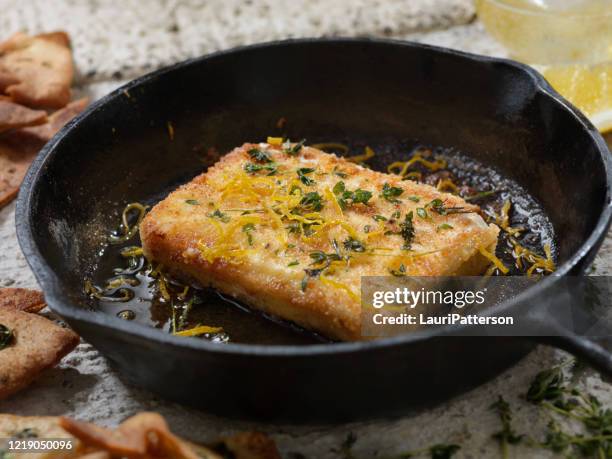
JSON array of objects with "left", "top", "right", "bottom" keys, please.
[
  {"left": 141, "top": 143, "right": 499, "bottom": 341},
  {"left": 0, "top": 309, "right": 79, "bottom": 400}
]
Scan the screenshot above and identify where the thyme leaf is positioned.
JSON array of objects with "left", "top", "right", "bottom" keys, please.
[
  {"left": 400, "top": 211, "right": 415, "bottom": 250},
  {"left": 381, "top": 182, "right": 404, "bottom": 203},
  {"left": 242, "top": 223, "right": 255, "bottom": 246},
  {"left": 247, "top": 148, "right": 272, "bottom": 163},
  {"left": 333, "top": 181, "right": 372, "bottom": 209},
  {"left": 283, "top": 138, "right": 306, "bottom": 155},
  {"left": 427, "top": 198, "right": 470, "bottom": 216},
  {"left": 244, "top": 162, "right": 278, "bottom": 175},
  {"left": 490, "top": 396, "right": 524, "bottom": 458},
  {"left": 297, "top": 167, "right": 316, "bottom": 185},
  {"left": 207, "top": 209, "right": 230, "bottom": 223},
  {"left": 343, "top": 237, "right": 366, "bottom": 252},
  {"left": 526, "top": 366, "right": 565, "bottom": 403},
  {"left": 299, "top": 192, "right": 324, "bottom": 212}
]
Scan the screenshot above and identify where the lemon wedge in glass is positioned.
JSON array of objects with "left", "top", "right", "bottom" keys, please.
[{"left": 538, "top": 62, "right": 612, "bottom": 133}]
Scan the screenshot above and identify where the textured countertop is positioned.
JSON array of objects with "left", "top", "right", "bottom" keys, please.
[{"left": 0, "top": 1, "right": 610, "bottom": 458}]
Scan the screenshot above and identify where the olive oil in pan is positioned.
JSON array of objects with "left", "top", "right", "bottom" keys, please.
[
  {"left": 86, "top": 141, "right": 556, "bottom": 345},
  {"left": 91, "top": 243, "right": 326, "bottom": 345}
]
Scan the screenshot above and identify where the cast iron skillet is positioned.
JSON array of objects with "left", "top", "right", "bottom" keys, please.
[{"left": 16, "top": 38, "right": 612, "bottom": 422}]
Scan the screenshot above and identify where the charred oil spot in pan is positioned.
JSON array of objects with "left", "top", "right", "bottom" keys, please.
[{"left": 83, "top": 140, "right": 556, "bottom": 346}]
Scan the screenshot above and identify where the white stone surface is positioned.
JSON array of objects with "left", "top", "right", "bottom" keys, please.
[{"left": 0, "top": 1, "right": 610, "bottom": 458}]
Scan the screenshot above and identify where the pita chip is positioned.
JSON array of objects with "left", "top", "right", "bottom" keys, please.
[
  {"left": 0, "top": 308, "right": 79, "bottom": 399},
  {"left": 0, "top": 31, "right": 73, "bottom": 108},
  {"left": 0, "top": 414, "right": 83, "bottom": 459},
  {"left": 0, "top": 288, "right": 46, "bottom": 313},
  {"left": 0, "top": 100, "right": 47, "bottom": 133},
  {"left": 0, "top": 97, "right": 88, "bottom": 208},
  {"left": 22, "top": 97, "right": 88, "bottom": 142}
]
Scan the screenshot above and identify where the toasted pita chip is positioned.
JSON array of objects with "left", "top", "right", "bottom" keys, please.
[
  {"left": 0, "top": 288, "right": 46, "bottom": 313},
  {"left": 22, "top": 97, "right": 88, "bottom": 142},
  {"left": 0, "top": 131, "right": 44, "bottom": 208},
  {"left": 0, "top": 309, "right": 79, "bottom": 399},
  {"left": 0, "top": 414, "right": 83, "bottom": 459},
  {"left": 213, "top": 432, "right": 282, "bottom": 459},
  {"left": 60, "top": 413, "right": 201, "bottom": 459},
  {"left": 0, "top": 31, "right": 73, "bottom": 108},
  {"left": 75, "top": 452, "right": 112, "bottom": 459},
  {"left": 0, "top": 100, "right": 47, "bottom": 133},
  {"left": 59, "top": 417, "right": 146, "bottom": 457},
  {"left": 0, "top": 97, "right": 88, "bottom": 209}
]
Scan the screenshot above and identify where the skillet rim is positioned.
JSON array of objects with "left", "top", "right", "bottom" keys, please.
[{"left": 15, "top": 37, "right": 612, "bottom": 357}]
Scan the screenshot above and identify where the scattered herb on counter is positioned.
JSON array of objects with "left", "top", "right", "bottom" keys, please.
[
  {"left": 379, "top": 442, "right": 461, "bottom": 459},
  {"left": 525, "top": 362, "right": 612, "bottom": 458},
  {"left": 0, "top": 324, "right": 13, "bottom": 350},
  {"left": 331, "top": 432, "right": 357, "bottom": 459},
  {"left": 429, "top": 444, "right": 461, "bottom": 459},
  {"left": 408, "top": 195, "right": 421, "bottom": 203},
  {"left": 248, "top": 148, "right": 272, "bottom": 163},
  {"left": 526, "top": 365, "right": 565, "bottom": 403},
  {"left": 297, "top": 167, "right": 316, "bottom": 185},
  {"left": 490, "top": 396, "right": 524, "bottom": 459},
  {"left": 381, "top": 182, "right": 404, "bottom": 203},
  {"left": 416, "top": 207, "right": 428, "bottom": 219},
  {"left": 185, "top": 199, "right": 199, "bottom": 205}
]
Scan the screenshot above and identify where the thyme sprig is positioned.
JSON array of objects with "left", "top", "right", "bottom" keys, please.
[{"left": 490, "top": 396, "right": 524, "bottom": 458}]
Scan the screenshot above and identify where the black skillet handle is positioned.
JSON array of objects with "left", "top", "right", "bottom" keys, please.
[
  {"left": 543, "top": 330, "right": 612, "bottom": 376},
  {"left": 525, "top": 278, "right": 612, "bottom": 376}
]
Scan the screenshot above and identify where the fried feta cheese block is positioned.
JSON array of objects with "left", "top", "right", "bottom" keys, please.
[{"left": 140, "top": 142, "right": 499, "bottom": 341}]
